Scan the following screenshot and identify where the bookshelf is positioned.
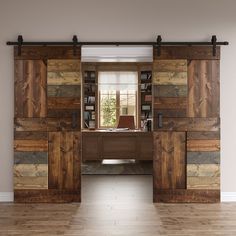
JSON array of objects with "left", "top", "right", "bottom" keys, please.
[
  {"left": 140, "top": 70, "right": 152, "bottom": 130},
  {"left": 83, "top": 70, "right": 97, "bottom": 129}
]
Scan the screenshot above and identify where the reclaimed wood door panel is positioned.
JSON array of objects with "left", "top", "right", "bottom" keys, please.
[
  {"left": 153, "top": 48, "right": 220, "bottom": 202},
  {"left": 15, "top": 60, "right": 46, "bottom": 117},
  {"left": 48, "top": 132, "right": 81, "bottom": 191},
  {"left": 153, "top": 132, "right": 186, "bottom": 190},
  {"left": 14, "top": 48, "right": 82, "bottom": 202},
  {"left": 188, "top": 60, "right": 220, "bottom": 117}
]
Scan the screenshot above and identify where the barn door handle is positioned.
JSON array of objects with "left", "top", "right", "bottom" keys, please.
[
  {"left": 157, "top": 113, "right": 163, "bottom": 128},
  {"left": 72, "top": 112, "right": 78, "bottom": 129}
]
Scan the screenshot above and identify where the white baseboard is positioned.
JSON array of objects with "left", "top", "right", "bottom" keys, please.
[
  {"left": 221, "top": 192, "right": 236, "bottom": 202},
  {"left": 0, "top": 192, "right": 14, "bottom": 202}
]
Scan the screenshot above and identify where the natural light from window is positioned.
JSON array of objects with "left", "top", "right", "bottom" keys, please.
[{"left": 98, "top": 71, "right": 138, "bottom": 128}]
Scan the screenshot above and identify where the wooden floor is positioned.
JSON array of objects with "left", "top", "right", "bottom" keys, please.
[{"left": 1, "top": 175, "right": 236, "bottom": 236}]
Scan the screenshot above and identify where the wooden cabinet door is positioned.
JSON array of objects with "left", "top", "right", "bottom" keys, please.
[
  {"left": 14, "top": 47, "right": 82, "bottom": 203},
  {"left": 152, "top": 47, "right": 220, "bottom": 203}
]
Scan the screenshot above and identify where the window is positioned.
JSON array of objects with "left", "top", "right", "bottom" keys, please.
[{"left": 98, "top": 71, "right": 138, "bottom": 128}]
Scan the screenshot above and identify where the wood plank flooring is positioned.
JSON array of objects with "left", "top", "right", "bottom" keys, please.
[{"left": 1, "top": 175, "right": 236, "bottom": 235}]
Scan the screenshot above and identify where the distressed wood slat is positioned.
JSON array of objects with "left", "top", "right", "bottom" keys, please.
[
  {"left": 47, "top": 85, "right": 81, "bottom": 97},
  {"left": 61, "top": 132, "right": 74, "bottom": 190},
  {"left": 154, "top": 117, "right": 220, "bottom": 131},
  {"left": 15, "top": 118, "right": 47, "bottom": 131},
  {"left": 14, "top": 176, "right": 48, "bottom": 189},
  {"left": 153, "top": 72, "right": 187, "bottom": 85},
  {"left": 14, "top": 140, "right": 48, "bottom": 152},
  {"left": 48, "top": 132, "right": 80, "bottom": 190},
  {"left": 187, "top": 176, "right": 220, "bottom": 190},
  {"left": 48, "top": 132, "right": 61, "bottom": 189},
  {"left": 153, "top": 132, "right": 186, "bottom": 190},
  {"left": 153, "top": 189, "right": 220, "bottom": 203},
  {"left": 14, "top": 46, "right": 81, "bottom": 60},
  {"left": 47, "top": 72, "right": 81, "bottom": 85},
  {"left": 187, "top": 139, "right": 220, "bottom": 151},
  {"left": 153, "top": 60, "right": 187, "bottom": 72},
  {"left": 14, "top": 164, "right": 48, "bottom": 177},
  {"left": 73, "top": 132, "right": 81, "bottom": 190},
  {"left": 153, "top": 85, "right": 187, "bottom": 97},
  {"left": 188, "top": 60, "right": 220, "bottom": 117},
  {"left": 47, "top": 59, "right": 81, "bottom": 72},
  {"left": 154, "top": 97, "right": 187, "bottom": 110},
  {"left": 14, "top": 189, "right": 81, "bottom": 203},
  {"left": 47, "top": 118, "right": 77, "bottom": 131},
  {"left": 14, "top": 118, "right": 79, "bottom": 132},
  {"left": 187, "top": 164, "right": 220, "bottom": 177},
  {"left": 14, "top": 60, "right": 47, "bottom": 117},
  {"left": 14, "top": 131, "right": 48, "bottom": 140},
  {"left": 48, "top": 97, "right": 80, "bottom": 109},
  {"left": 47, "top": 109, "right": 80, "bottom": 118},
  {"left": 153, "top": 46, "right": 220, "bottom": 60},
  {"left": 14, "top": 152, "right": 48, "bottom": 164},
  {"left": 187, "top": 131, "right": 220, "bottom": 140},
  {"left": 154, "top": 109, "right": 186, "bottom": 118},
  {"left": 187, "top": 151, "right": 220, "bottom": 164}
]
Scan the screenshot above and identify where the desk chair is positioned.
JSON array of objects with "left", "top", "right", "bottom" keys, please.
[{"left": 117, "top": 115, "right": 135, "bottom": 130}]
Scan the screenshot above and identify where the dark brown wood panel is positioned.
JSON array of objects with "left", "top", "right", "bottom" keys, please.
[
  {"left": 153, "top": 189, "right": 220, "bottom": 203},
  {"left": 154, "top": 109, "right": 186, "bottom": 118},
  {"left": 82, "top": 131, "right": 153, "bottom": 161},
  {"left": 188, "top": 60, "right": 220, "bottom": 117},
  {"left": 48, "top": 132, "right": 60, "bottom": 189},
  {"left": 47, "top": 109, "right": 80, "bottom": 118},
  {"left": 14, "top": 189, "right": 81, "bottom": 203},
  {"left": 14, "top": 46, "right": 81, "bottom": 60},
  {"left": 153, "top": 132, "right": 186, "bottom": 190},
  {"left": 48, "top": 132, "right": 81, "bottom": 191},
  {"left": 73, "top": 132, "right": 81, "bottom": 190},
  {"left": 153, "top": 46, "right": 220, "bottom": 60},
  {"left": 15, "top": 60, "right": 46, "bottom": 117},
  {"left": 14, "top": 131, "right": 48, "bottom": 140},
  {"left": 15, "top": 118, "right": 79, "bottom": 132}
]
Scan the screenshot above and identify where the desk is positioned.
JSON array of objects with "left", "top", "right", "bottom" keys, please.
[{"left": 82, "top": 130, "right": 153, "bottom": 161}]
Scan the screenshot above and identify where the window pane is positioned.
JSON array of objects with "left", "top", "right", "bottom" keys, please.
[
  {"left": 100, "top": 92, "right": 116, "bottom": 127},
  {"left": 99, "top": 71, "right": 138, "bottom": 128}
]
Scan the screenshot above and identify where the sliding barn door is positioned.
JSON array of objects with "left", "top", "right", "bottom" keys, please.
[
  {"left": 14, "top": 47, "right": 82, "bottom": 202},
  {"left": 153, "top": 47, "right": 220, "bottom": 203}
]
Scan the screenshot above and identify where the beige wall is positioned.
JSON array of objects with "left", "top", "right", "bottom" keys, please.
[{"left": 0, "top": 0, "right": 235, "bottom": 193}]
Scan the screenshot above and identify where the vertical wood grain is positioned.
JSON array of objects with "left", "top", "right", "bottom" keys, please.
[
  {"left": 15, "top": 60, "right": 47, "bottom": 117},
  {"left": 48, "top": 132, "right": 61, "bottom": 189},
  {"left": 153, "top": 132, "right": 186, "bottom": 190},
  {"left": 48, "top": 132, "right": 80, "bottom": 191},
  {"left": 188, "top": 60, "right": 220, "bottom": 117}
]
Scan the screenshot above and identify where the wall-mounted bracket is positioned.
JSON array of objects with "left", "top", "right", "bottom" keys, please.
[
  {"left": 211, "top": 35, "right": 217, "bottom": 57},
  {"left": 156, "top": 35, "right": 162, "bottom": 57},
  {"left": 17, "top": 35, "right": 23, "bottom": 56},
  {"left": 72, "top": 35, "right": 78, "bottom": 56}
]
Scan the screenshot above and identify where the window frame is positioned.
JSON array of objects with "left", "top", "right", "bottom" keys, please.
[{"left": 98, "top": 71, "right": 138, "bottom": 129}]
